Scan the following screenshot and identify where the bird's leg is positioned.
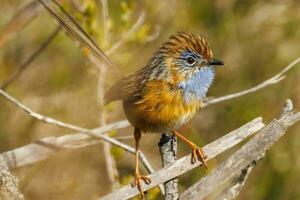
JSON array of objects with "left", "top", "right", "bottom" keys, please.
[
  {"left": 172, "top": 130, "right": 208, "bottom": 168},
  {"left": 131, "top": 128, "right": 151, "bottom": 199}
]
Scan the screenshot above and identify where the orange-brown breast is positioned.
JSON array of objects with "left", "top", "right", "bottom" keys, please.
[{"left": 123, "top": 80, "right": 202, "bottom": 133}]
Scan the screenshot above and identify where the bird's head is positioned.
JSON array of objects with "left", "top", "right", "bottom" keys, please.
[
  {"left": 160, "top": 32, "right": 224, "bottom": 79},
  {"left": 156, "top": 32, "right": 224, "bottom": 102}
]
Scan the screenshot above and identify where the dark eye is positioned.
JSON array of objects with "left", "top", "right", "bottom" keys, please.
[{"left": 186, "top": 56, "right": 195, "bottom": 65}]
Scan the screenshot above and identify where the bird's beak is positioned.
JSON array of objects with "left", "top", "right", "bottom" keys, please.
[{"left": 208, "top": 58, "right": 224, "bottom": 66}]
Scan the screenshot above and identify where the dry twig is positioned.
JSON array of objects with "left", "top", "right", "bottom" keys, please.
[
  {"left": 203, "top": 57, "right": 300, "bottom": 107},
  {"left": 0, "top": 120, "right": 129, "bottom": 169},
  {"left": 97, "top": 0, "right": 119, "bottom": 191}
]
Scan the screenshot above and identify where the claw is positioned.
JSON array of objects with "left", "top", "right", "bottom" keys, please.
[
  {"left": 191, "top": 145, "right": 208, "bottom": 168},
  {"left": 131, "top": 173, "right": 151, "bottom": 199}
]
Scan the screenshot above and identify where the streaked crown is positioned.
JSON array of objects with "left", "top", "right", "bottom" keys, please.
[{"left": 160, "top": 32, "right": 213, "bottom": 60}]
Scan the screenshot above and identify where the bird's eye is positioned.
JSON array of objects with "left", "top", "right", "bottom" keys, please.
[{"left": 186, "top": 57, "right": 195, "bottom": 65}]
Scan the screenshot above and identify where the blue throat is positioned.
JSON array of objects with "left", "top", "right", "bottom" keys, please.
[{"left": 177, "top": 66, "right": 215, "bottom": 103}]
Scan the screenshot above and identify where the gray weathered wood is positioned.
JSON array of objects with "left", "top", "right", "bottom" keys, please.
[
  {"left": 99, "top": 117, "right": 265, "bottom": 200},
  {"left": 159, "top": 134, "right": 178, "bottom": 200},
  {"left": 180, "top": 110, "right": 300, "bottom": 200}
]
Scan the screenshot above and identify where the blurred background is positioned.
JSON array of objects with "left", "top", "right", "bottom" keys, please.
[{"left": 0, "top": 0, "right": 300, "bottom": 199}]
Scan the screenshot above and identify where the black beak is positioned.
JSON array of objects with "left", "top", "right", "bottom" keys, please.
[{"left": 208, "top": 58, "right": 224, "bottom": 66}]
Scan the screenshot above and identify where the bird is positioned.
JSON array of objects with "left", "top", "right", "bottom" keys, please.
[{"left": 104, "top": 32, "right": 224, "bottom": 198}]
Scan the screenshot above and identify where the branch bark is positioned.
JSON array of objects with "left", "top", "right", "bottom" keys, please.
[
  {"left": 159, "top": 134, "right": 178, "bottom": 200},
  {"left": 99, "top": 117, "right": 265, "bottom": 200},
  {"left": 0, "top": 166, "right": 23, "bottom": 200},
  {"left": 180, "top": 101, "right": 300, "bottom": 200},
  {"left": 0, "top": 120, "right": 129, "bottom": 169}
]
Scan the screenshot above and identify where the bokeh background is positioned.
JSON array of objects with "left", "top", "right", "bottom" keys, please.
[{"left": 0, "top": 0, "right": 300, "bottom": 199}]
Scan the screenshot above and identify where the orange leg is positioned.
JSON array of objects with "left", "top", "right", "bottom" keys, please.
[
  {"left": 131, "top": 128, "right": 151, "bottom": 199},
  {"left": 172, "top": 130, "right": 208, "bottom": 168}
]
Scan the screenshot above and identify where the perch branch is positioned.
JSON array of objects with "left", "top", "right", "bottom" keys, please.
[
  {"left": 0, "top": 26, "right": 60, "bottom": 89},
  {"left": 0, "top": 54, "right": 299, "bottom": 173},
  {"left": 159, "top": 134, "right": 178, "bottom": 199},
  {"left": 99, "top": 117, "right": 265, "bottom": 200},
  {"left": 203, "top": 57, "right": 300, "bottom": 107},
  {"left": 180, "top": 100, "right": 300, "bottom": 200},
  {"left": 0, "top": 1, "right": 43, "bottom": 48}
]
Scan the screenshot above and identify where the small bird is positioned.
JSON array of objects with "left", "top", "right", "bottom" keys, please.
[{"left": 104, "top": 32, "right": 224, "bottom": 198}]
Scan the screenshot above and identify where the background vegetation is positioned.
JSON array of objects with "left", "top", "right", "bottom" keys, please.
[{"left": 0, "top": 0, "right": 300, "bottom": 199}]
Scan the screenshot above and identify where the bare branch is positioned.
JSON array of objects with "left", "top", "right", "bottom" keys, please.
[
  {"left": 99, "top": 117, "right": 265, "bottom": 200},
  {"left": 38, "top": 0, "right": 122, "bottom": 77},
  {"left": 0, "top": 1, "right": 43, "bottom": 48},
  {"left": 215, "top": 160, "right": 257, "bottom": 200},
  {"left": 0, "top": 120, "right": 128, "bottom": 169},
  {"left": 180, "top": 101, "right": 300, "bottom": 200},
  {"left": 97, "top": 0, "right": 120, "bottom": 191},
  {"left": 0, "top": 26, "right": 60, "bottom": 89},
  {"left": 203, "top": 57, "right": 300, "bottom": 107}
]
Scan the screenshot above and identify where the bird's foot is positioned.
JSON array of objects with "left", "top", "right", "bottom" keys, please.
[
  {"left": 191, "top": 145, "right": 208, "bottom": 168},
  {"left": 131, "top": 173, "right": 151, "bottom": 199}
]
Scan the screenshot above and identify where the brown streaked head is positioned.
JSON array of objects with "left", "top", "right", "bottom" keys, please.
[{"left": 160, "top": 32, "right": 213, "bottom": 60}]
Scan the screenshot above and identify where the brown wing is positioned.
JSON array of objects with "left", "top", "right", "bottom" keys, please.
[{"left": 104, "top": 74, "right": 138, "bottom": 104}]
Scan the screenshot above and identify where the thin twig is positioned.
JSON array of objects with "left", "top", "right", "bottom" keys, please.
[
  {"left": 145, "top": 25, "right": 161, "bottom": 43},
  {"left": 100, "top": 0, "right": 110, "bottom": 46},
  {"left": 0, "top": 1, "right": 43, "bottom": 48},
  {"left": 0, "top": 27, "right": 60, "bottom": 89},
  {"left": 113, "top": 135, "right": 134, "bottom": 140},
  {"left": 98, "top": 0, "right": 119, "bottom": 191},
  {"left": 0, "top": 121, "right": 129, "bottom": 169},
  {"left": 203, "top": 57, "right": 300, "bottom": 107},
  {"left": 99, "top": 117, "right": 265, "bottom": 200},
  {"left": 106, "top": 11, "right": 146, "bottom": 55}
]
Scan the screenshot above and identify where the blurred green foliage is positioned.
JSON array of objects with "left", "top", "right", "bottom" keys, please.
[{"left": 0, "top": 0, "right": 300, "bottom": 199}]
